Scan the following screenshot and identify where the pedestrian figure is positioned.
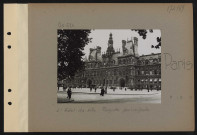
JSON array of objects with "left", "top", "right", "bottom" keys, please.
[
  {"left": 150, "top": 85, "right": 152, "bottom": 91},
  {"left": 67, "top": 87, "right": 72, "bottom": 100},
  {"left": 113, "top": 87, "right": 115, "bottom": 92},
  {"left": 125, "top": 88, "right": 127, "bottom": 91},
  {"left": 95, "top": 87, "right": 97, "bottom": 92},
  {"left": 147, "top": 86, "right": 149, "bottom": 92},
  {"left": 90, "top": 87, "right": 92, "bottom": 92},
  {"left": 100, "top": 87, "right": 105, "bottom": 96}
]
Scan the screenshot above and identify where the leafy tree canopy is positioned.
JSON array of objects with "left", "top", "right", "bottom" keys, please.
[
  {"left": 131, "top": 29, "right": 161, "bottom": 49},
  {"left": 58, "top": 30, "right": 92, "bottom": 81}
]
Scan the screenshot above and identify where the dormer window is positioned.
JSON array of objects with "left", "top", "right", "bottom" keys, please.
[{"left": 145, "top": 60, "right": 149, "bottom": 65}]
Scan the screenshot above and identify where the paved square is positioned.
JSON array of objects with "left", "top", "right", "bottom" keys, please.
[{"left": 57, "top": 88, "right": 161, "bottom": 103}]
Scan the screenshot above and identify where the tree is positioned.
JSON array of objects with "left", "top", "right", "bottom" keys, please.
[
  {"left": 151, "top": 37, "right": 161, "bottom": 49},
  {"left": 131, "top": 29, "right": 150, "bottom": 39},
  {"left": 131, "top": 29, "right": 161, "bottom": 49},
  {"left": 58, "top": 30, "right": 92, "bottom": 81}
]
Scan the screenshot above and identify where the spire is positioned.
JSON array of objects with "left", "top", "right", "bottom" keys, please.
[
  {"left": 109, "top": 33, "right": 112, "bottom": 39},
  {"left": 108, "top": 33, "right": 113, "bottom": 46},
  {"left": 106, "top": 33, "right": 115, "bottom": 55}
]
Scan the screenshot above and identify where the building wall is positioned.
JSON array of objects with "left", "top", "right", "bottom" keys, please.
[
  {"left": 64, "top": 53, "right": 161, "bottom": 90},
  {"left": 62, "top": 35, "right": 161, "bottom": 90}
]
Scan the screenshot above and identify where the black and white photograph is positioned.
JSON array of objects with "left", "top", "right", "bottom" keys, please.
[{"left": 57, "top": 29, "right": 161, "bottom": 103}]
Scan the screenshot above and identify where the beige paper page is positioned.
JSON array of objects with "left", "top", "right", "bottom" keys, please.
[
  {"left": 28, "top": 3, "right": 194, "bottom": 132},
  {"left": 4, "top": 4, "right": 28, "bottom": 132}
]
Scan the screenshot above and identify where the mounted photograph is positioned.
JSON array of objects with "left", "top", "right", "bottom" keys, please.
[{"left": 57, "top": 29, "right": 161, "bottom": 103}]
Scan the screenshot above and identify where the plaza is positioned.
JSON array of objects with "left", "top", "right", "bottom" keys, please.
[
  {"left": 57, "top": 87, "right": 161, "bottom": 103},
  {"left": 57, "top": 31, "right": 161, "bottom": 103}
]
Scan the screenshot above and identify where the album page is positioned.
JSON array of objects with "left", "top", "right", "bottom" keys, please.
[{"left": 4, "top": 3, "right": 194, "bottom": 132}]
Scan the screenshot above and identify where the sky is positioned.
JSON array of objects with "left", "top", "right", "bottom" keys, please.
[{"left": 83, "top": 29, "right": 161, "bottom": 58}]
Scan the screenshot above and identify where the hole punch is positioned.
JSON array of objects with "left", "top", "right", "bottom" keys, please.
[
  {"left": 7, "top": 45, "right": 11, "bottom": 49},
  {"left": 7, "top": 32, "right": 11, "bottom": 35},
  {"left": 8, "top": 89, "right": 12, "bottom": 92},
  {"left": 8, "top": 102, "right": 12, "bottom": 105}
]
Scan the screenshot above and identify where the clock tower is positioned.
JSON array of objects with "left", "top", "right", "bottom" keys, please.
[{"left": 106, "top": 33, "right": 115, "bottom": 55}]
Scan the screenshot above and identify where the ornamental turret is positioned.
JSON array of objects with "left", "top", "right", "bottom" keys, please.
[{"left": 106, "top": 33, "right": 115, "bottom": 55}]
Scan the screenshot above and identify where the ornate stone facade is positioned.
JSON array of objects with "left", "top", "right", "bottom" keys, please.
[{"left": 64, "top": 33, "right": 161, "bottom": 90}]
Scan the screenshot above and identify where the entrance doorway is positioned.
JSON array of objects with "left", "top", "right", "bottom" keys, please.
[{"left": 119, "top": 78, "right": 125, "bottom": 87}]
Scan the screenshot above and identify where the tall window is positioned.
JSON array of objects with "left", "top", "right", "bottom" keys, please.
[
  {"left": 150, "top": 71, "right": 152, "bottom": 75},
  {"left": 141, "top": 71, "right": 144, "bottom": 75},
  {"left": 138, "top": 70, "right": 140, "bottom": 75},
  {"left": 154, "top": 70, "right": 157, "bottom": 75}
]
